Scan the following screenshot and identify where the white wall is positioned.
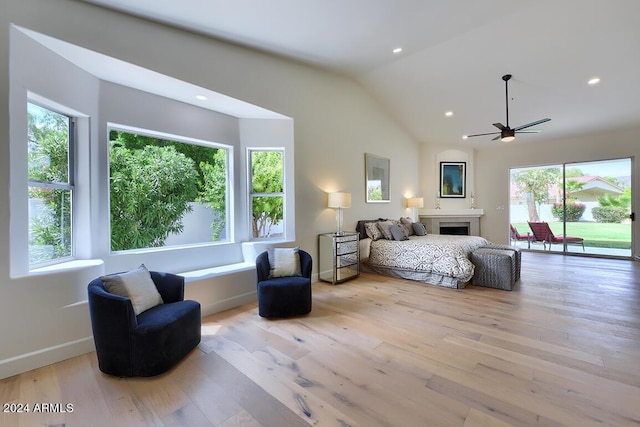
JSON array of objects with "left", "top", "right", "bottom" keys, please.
[{"left": 0, "top": 0, "right": 420, "bottom": 378}]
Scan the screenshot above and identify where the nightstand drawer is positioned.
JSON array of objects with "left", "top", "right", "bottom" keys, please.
[
  {"left": 336, "top": 266, "right": 358, "bottom": 281},
  {"left": 337, "top": 253, "right": 358, "bottom": 267},
  {"left": 336, "top": 240, "right": 358, "bottom": 255}
]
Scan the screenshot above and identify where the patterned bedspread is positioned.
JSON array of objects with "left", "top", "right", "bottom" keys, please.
[{"left": 367, "top": 234, "right": 489, "bottom": 283}]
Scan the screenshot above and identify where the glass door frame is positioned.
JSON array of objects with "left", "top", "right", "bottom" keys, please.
[{"left": 509, "top": 157, "right": 633, "bottom": 259}]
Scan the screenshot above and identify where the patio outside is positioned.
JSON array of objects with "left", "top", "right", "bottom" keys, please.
[{"left": 510, "top": 221, "right": 632, "bottom": 257}]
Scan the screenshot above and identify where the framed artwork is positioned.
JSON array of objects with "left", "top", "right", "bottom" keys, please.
[
  {"left": 365, "top": 153, "right": 390, "bottom": 203},
  {"left": 440, "top": 161, "right": 466, "bottom": 198}
]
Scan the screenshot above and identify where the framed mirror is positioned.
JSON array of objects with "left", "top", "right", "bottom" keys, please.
[{"left": 365, "top": 153, "right": 390, "bottom": 203}]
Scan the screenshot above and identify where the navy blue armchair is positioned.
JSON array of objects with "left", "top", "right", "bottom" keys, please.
[
  {"left": 88, "top": 271, "right": 201, "bottom": 377},
  {"left": 256, "top": 249, "right": 312, "bottom": 318}
]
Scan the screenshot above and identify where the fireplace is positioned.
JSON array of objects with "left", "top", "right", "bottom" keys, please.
[{"left": 418, "top": 209, "right": 483, "bottom": 237}]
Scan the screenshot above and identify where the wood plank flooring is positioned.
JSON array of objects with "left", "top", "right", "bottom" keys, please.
[{"left": 2, "top": 251, "right": 640, "bottom": 426}]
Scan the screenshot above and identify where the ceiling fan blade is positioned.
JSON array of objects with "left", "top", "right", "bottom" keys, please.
[
  {"left": 515, "top": 130, "right": 542, "bottom": 134},
  {"left": 513, "top": 118, "right": 551, "bottom": 131},
  {"left": 493, "top": 122, "right": 506, "bottom": 130},
  {"left": 491, "top": 135, "right": 501, "bottom": 141},
  {"left": 465, "top": 131, "right": 500, "bottom": 138}
]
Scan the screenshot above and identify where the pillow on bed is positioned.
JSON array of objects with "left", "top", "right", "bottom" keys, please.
[
  {"left": 356, "top": 220, "right": 378, "bottom": 240},
  {"left": 390, "top": 224, "right": 409, "bottom": 241},
  {"left": 365, "top": 221, "right": 384, "bottom": 241},
  {"left": 376, "top": 220, "right": 397, "bottom": 240},
  {"left": 399, "top": 217, "right": 415, "bottom": 236},
  {"left": 412, "top": 222, "right": 427, "bottom": 236}
]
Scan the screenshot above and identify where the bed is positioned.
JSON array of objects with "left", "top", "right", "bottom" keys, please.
[{"left": 357, "top": 219, "right": 489, "bottom": 289}]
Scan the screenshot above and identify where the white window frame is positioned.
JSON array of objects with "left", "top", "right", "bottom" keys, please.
[
  {"left": 27, "top": 101, "right": 76, "bottom": 269},
  {"left": 248, "top": 148, "right": 286, "bottom": 240},
  {"left": 107, "top": 124, "right": 233, "bottom": 253}
]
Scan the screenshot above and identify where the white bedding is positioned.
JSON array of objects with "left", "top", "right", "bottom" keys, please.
[{"left": 364, "top": 234, "right": 489, "bottom": 287}]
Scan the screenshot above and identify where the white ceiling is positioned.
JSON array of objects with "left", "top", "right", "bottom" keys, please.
[{"left": 81, "top": 0, "right": 640, "bottom": 146}]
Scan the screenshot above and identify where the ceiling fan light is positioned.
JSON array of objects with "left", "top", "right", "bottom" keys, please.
[{"left": 501, "top": 128, "right": 515, "bottom": 142}]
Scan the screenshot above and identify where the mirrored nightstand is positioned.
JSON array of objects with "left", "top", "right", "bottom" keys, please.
[{"left": 318, "top": 232, "right": 360, "bottom": 284}]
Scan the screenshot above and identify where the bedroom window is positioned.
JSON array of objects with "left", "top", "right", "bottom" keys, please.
[
  {"left": 249, "top": 149, "right": 285, "bottom": 239},
  {"left": 28, "top": 102, "right": 75, "bottom": 267},
  {"left": 108, "top": 127, "right": 230, "bottom": 251}
]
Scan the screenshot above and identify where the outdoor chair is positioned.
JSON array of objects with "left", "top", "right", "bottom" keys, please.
[
  {"left": 527, "top": 221, "right": 585, "bottom": 251},
  {"left": 510, "top": 224, "right": 532, "bottom": 248}
]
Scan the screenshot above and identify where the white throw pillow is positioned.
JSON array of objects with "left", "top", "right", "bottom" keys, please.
[
  {"left": 267, "top": 247, "right": 302, "bottom": 278},
  {"left": 101, "top": 264, "right": 164, "bottom": 315}
]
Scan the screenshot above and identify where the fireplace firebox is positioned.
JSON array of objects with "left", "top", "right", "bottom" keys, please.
[{"left": 440, "top": 224, "right": 470, "bottom": 235}]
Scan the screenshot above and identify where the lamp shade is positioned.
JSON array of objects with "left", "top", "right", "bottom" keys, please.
[
  {"left": 407, "top": 197, "right": 424, "bottom": 208},
  {"left": 328, "top": 192, "right": 351, "bottom": 209}
]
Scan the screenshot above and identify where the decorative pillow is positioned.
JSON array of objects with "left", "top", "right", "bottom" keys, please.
[
  {"left": 389, "top": 224, "right": 409, "bottom": 241},
  {"left": 365, "top": 221, "right": 384, "bottom": 241},
  {"left": 101, "top": 264, "right": 163, "bottom": 315},
  {"left": 356, "top": 220, "right": 379, "bottom": 240},
  {"left": 399, "top": 217, "right": 415, "bottom": 236},
  {"left": 267, "top": 247, "right": 302, "bottom": 278},
  {"left": 376, "top": 220, "right": 398, "bottom": 240},
  {"left": 412, "top": 222, "right": 427, "bottom": 236}
]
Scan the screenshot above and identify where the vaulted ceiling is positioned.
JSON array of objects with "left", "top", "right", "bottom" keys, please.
[{"left": 82, "top": 0, "right": 640, "bottom": 147}]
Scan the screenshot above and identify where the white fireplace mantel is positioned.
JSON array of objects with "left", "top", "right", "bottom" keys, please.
[{"left": 419, "top": 208, "right": 484, "bottom": 218}]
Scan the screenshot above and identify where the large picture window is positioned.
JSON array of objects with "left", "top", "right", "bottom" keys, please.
[
  {"left": 108, "top": 128, "right": 230, "bottom": 251},
  {"left": 249, "top": 150, "right": 284, "bottom": 239},
  {"left": 28, "top": 102, "right": 75, "bottom": 267}
]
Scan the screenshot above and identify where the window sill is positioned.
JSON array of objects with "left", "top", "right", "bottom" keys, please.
[
  {"left": 27, "top": 259, "right": 104, "bottom": 276},
  {"left": 179, "top": 261, "right": 255, "bottom": 283}
]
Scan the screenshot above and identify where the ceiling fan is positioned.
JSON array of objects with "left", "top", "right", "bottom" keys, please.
[{"left": 465, "top": 74, "right": 550, "bottom": 142}]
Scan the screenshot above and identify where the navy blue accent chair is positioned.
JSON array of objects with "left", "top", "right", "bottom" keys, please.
[
  {"left": 88, "top": 271, "right": 201, "bottom": 377},
  {"left": 256, "top": 249, "right": 312, "bottom": 318}
]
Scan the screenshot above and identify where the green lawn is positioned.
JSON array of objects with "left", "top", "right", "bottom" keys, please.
[{"left": 513, "top": 221, "right": 632, "bottom": 249}]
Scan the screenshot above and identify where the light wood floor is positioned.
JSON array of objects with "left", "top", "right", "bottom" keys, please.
[{"left": 2, "top": 252, "right": 640, "bottom": 427}]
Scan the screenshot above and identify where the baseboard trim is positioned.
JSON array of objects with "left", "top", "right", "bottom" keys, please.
[
  {"left": 0, "top": 336, "right": 95, "bottom": 380},
  {"left": 200, "top": 290, "right": 257, "bottom": 318}
]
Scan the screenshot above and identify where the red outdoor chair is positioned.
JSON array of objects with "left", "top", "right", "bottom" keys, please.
[
  {"left": 527, "top": 221, "right": 585, "bottom": 251},
  {"left": 510, "top": 224, "right": 532, "bottom": 248}
]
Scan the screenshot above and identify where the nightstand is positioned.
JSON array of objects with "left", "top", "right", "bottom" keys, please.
[{"left": 318, "top": 232, "right": 360, "bottom": 284}]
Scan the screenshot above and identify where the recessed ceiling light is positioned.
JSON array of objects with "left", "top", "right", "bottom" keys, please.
[
  {"left": 462, "top": 135, "right": 468, "bottom": 140},
  {"left": 392, "top": 47, "right": 403, "bottom": 54},
  {"left": 445, "top": 111, "right": 453, "bottom": 117},
  {"left": 196, "top": 95, "right": 208, "bottom": 100},
  {"left": 588, "top": 77, "right": 600, "bottom": 85}
]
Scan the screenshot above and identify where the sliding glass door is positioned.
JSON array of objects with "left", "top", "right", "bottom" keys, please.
[{"left": 509, "top": 158, "right": 632, "bottom": 257}]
